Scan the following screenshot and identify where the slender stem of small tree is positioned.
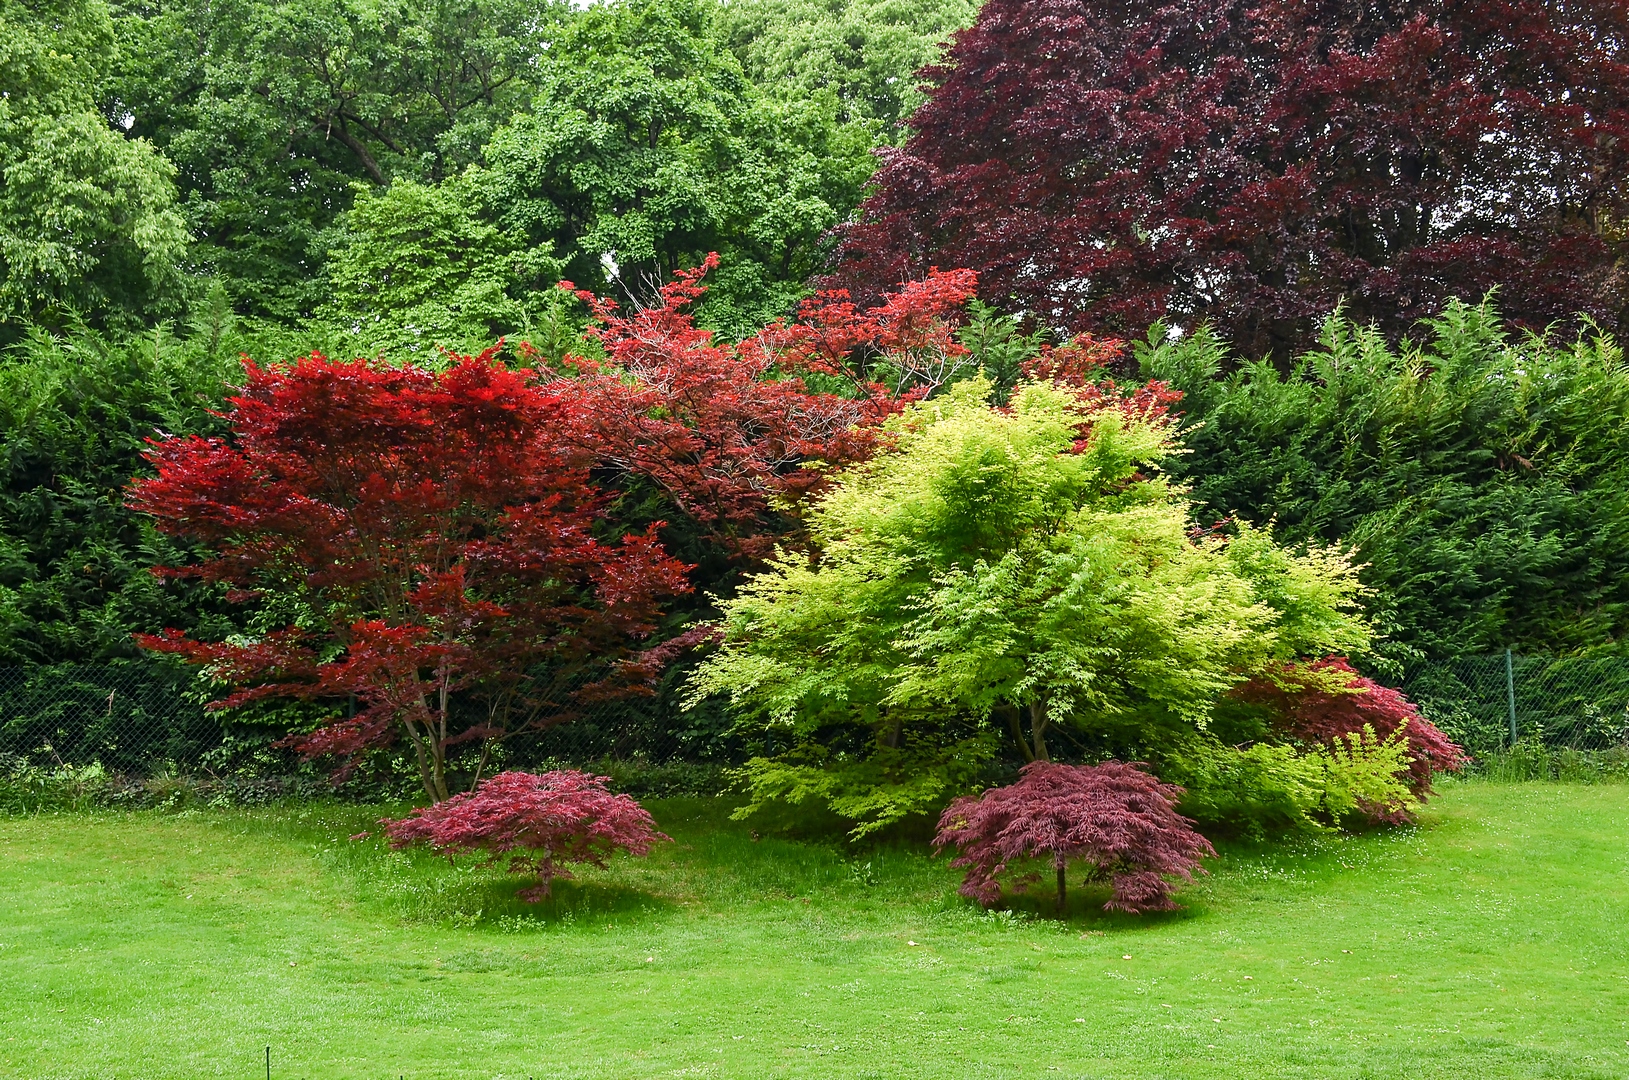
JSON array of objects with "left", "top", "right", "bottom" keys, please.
[
  {"left": 1056, "top": 858, "right": 1068, "bottom": 916},
  {"left": 401, "top": 712, "right": 438, "bottom": 804},
  {"left": 435, "top": 660, "right": 451, "bottom": 802}
]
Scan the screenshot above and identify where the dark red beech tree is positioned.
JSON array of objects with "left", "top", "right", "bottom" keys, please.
[
  {"left": 934, "top": 761, "right": 1215, "bottom": 914},
  {"left": 834, "top": 0, "right": 1629, "bottom": 358},
  {"left": 551, "top": 256, "right": 980, "bottom": 561},
  {"left": 131, "top": 349, "right": 691, "bottom": 803},
  {"left": 1233, "top": 657, "right": 1468, "bottom": 821},
  {"left": 382, "top": 770, "right": 669, "bottom": 901}
]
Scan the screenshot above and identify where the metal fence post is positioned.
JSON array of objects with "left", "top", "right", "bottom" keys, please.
[{"left": 1505, "top": 648, "right": 1518, "bottom": 746}]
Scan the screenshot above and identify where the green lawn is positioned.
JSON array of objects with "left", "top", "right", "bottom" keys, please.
[{"left": 3, "top": 781, "right": 1627, "bottom": 1079}]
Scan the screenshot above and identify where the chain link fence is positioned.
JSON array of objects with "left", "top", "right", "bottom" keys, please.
[
  {"left": 0, "top": 662, "right": 216, "bottom": 774},
  {"left": 0, "top": 661, "right": 726, "bottom": 779},
  {"left": 3, "top": 653, "right": 1627, "bottom": 779},
  {"left": 1402, "top": 652, "right": 1629, "bottom": 759}
]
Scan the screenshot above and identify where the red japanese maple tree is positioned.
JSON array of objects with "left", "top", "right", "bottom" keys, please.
[
  {"left": 130, "top": 348, "right": 691, "bottom": 803},
  {"left": 934, "top": 761, "right": 1215, "bottom": 915},
  {"left": 382, "top": 770, "right": 669, "bottom": 901},
  {"left": 833, "top": 0, "right": 1629, "bottom": 358},
  {"left": 1233, "top": 657, "right": 1468, "bottom": 821},
  {"left": 550, "top": 256, "right": 980, "bottom": 560}
]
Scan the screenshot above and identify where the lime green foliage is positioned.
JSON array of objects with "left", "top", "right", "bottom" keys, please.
[
  {"left": 0, "top": 0, "right": 187, "bottom": 333},
  {"left": 319, "top": 174, "right": 562, "bottom": 356},
  {"left": 719, "top": 0, "right": 980, "bottom": 134},
  {"left": 689, "top": 380, "right": 1374, "bottom": 835},
  {"left": 1319, "top": 725, "right": 1419, "bottom": 820},
  {"left": 4, "top": 785, "right": 1629, "bottom": 1078},
  {"left": 1142, "top": 300, "right": 1629, "bottom": 661},
  {"left": 728, "top": 738, "right": 996, "bottom": 838},
  {"left": 1164, "top": 723, "right": 1418, "bottom": 835}
]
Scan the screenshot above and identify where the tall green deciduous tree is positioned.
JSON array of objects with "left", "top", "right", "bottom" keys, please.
[
  {"left": 1141, "top": 301, "right": 1629, "bottom": 661},
  {"left": 317, "top": 173, "right": 562, "bottom": 356},
  {"left": 0, "top": 0, "right": 188, "bottom": 336},
  {"left": 481, "top": 0, "right": 877, "bottom": 337},
  {"left": 718, "top": 0, "right": 979, "bottom": 134},
  {"left": 110, "top": 0, "right": 554, "bottom": 320},
  {"left": 688, "top": 378, "right": 1381, "bottom": 836}
]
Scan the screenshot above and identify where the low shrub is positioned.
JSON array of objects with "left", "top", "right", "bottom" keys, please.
[
  {"left": 1475, "top": 742, "right": 1629, "bottom": 783},
  {"left": 933, "top": 761, "right": 1215, "bottom": 915},
  {"left": 380, "top": 770, "right": 670, "bottom": 901},
  {"left": 0, "top": 755, "right": 337, "bottom": 814}
]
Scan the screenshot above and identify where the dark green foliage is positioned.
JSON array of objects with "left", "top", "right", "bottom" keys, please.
[
  {"left": 110, "top": 0, "right": 557, "bottom": 321},
  {"left": 107, "top": 0, "right": 905, "bottom": 336},
  {"left": 0, "top": 316, "right": 243, "bottom": 663},
  {"left": 0, "top": 661, "right": 212, "bottom": 772},
  {"left": 1402, "top": 653, "right": 1629, "bottom": 760},
  {"left": 955, "top": 299, "right": 1044, "bottom": 404},
  {"left": 1142, "top": 301, "right": 1629, "bottom": 661}
]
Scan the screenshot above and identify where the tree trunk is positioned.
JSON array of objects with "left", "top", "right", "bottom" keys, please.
[
  {"left": 1055, "top": 859, "right": 1068, "bottom": 916},
  {"left": 1029, "top": 699, "right": 1050, "bottom": 762},
  {"left": 405, "top": 674, "right": 451, "bottom": 803},
  {"left": 328, "top": 117, "right": 387, "bottom": 185},
  {"left": 433, "top": 661, "right": 451, "bottom": 802},
  {"left": 401, "top": 711, "right": 440, "bottom": 804},
  {"left": 1005, "top": 705, "right": 1034, "bottom": 762}
]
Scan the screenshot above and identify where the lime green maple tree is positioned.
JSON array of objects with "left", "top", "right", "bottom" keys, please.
[{"left": 689, "top": 378, "right": 1410, "bottom": 835}]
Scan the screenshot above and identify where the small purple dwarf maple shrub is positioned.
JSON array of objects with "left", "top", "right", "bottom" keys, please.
[
  {"left": 381, "top": 770, "right": 669, "bottom": 901},
  {"left": 935, "top": 761, "right": 1215, "bottom": 915}
]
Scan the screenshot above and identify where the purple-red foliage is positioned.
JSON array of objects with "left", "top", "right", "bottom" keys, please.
[
  {"left": 934, "top": 761, "right": 1215, "bottom": 914},
  {"left": 833, "top": 0, "right": 1629, "bottom": 358},
  {"left": 381, "top": 770, "right": 670, "bottom": 902},
  {"left": 1232, "top": 657, "right": 1469, "bottom": 819}
]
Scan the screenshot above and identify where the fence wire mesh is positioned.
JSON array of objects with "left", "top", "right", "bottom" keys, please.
[
  {"left": 2, "top": 653, "right": 1626, "bottom": 776},
  {"left": 0, "top": 661, "right": 726, "bottom": 776},
  {"left": 1403, "top": 653, "right": 1629, "bottom": 759}
]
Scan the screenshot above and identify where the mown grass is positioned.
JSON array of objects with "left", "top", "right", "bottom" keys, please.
[{"left": 2, "top": 780, "right": 1627, "bottom": 1079}]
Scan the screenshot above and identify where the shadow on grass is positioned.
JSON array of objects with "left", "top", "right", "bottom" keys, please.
[
  {"left": 347, "top": 846, "right": 684, "bottom": 930},
  {"left": 981, "top": 880, "right": 1207, "bottom": 930},
  {"left": 221, "top": 793, "right": 1431, "bottom": 933},
  {"left": 446, "top": 875, "right": 682, "bottom": 931}
]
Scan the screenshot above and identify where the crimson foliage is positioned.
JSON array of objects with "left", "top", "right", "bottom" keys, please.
[
  {"left": 1233, "top": 657, "right": 1468, "bottom": 821},
  {"left": 934, "top": 761, "right": 1215, "bottom": 914},
  {"left": 553, "top": 255, "right": 980, "bottom": 560},
  {"left": 834, "top": 0, "right": 1629, "bottom": 358},
  {"left": 381, "top": 770, "right": 669, "bottom": 902},
  {"left": 130, "top": 348, "right": 690, "bottom": 803}
]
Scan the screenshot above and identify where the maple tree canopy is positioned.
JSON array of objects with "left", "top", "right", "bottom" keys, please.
[
  {"left": 834, "top": 0, "right": 1629, "bottom": 358},
  {"left": 130, "top": 347, "right": 691, "bottom": 803}
]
